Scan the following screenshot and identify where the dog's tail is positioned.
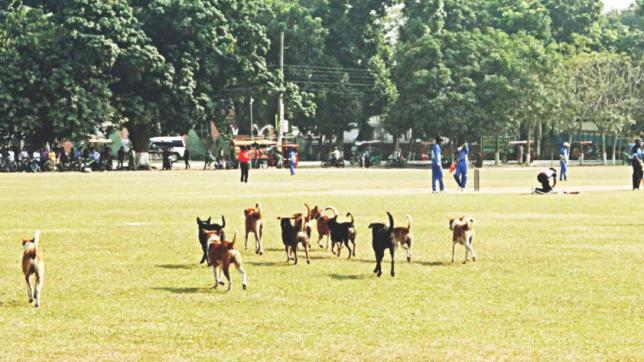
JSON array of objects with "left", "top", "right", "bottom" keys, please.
[
  {"left": 387, "top": 212, "right": 394, "bottom": 233},
  {"left": 221, "top": 215, "right": 226, "bottom": 228},
  {"left": 467, "top": 218, "right": 475, "bottom": 230},
  {"left": 406, "top": 215, "right": 412, "bottom": 232},
  {"left": 346, "top": 212, "right": 354, "bottom": 226},
  {"left": 324, "top": 207, "right": 338, "bottom": 217},
  {"left": 33, "top": 230, "right": 41, "bottom": 248},
  {"left": 255, "top": 203, "right": 262, "bottom": 219},
  {"left": 228, "top": 233, "right": 237, "bottom": 250},
  {"left": 304, "top": 203, "right": 311, "bottom": 220}
]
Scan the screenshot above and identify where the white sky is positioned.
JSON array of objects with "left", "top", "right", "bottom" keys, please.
[{"left": 602, "top": 0, "right": 634, "bottom": 11}]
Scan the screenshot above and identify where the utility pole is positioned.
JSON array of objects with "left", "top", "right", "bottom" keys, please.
[
  {"left": 250, "top": 97, "right": 254, "bottom": 141},
  {"left": 278, "top": 31, "right": 285, "bottom": 146}
]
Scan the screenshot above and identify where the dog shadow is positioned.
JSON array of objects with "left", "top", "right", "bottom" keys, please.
[
  {"left": 328, "top": 273, "right": 371, "bottom": 281},
  {"left": 246, "top": 260, "right": 292, "bottom": 267},
  {"left": 152, "top": 287, "right": 211, "bottom": 294},
  {"left": 156, "top": 264, "right": 201, "bottom": 270},
  {"left": 415, "top": 260, "right": 451, "bottom": 267}
]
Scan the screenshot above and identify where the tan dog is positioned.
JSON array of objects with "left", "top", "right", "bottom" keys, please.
[
  {"left": 393, "top": 215, "right": 413, "bottom": 262},
  {"left": 206, "top": 231, "right": 247, "bottom": 291},
  {"left": 309, "top": 205, "right": 333, "bottom": 249},
  {"left": 22, "top": 230, "right": 44, "bottom": 307},
  {"left": 449, "top": 217, "right": 476, "bottom": 263},
  {"left": 244, "top": 203, "right": 264, "bottom": 255}
]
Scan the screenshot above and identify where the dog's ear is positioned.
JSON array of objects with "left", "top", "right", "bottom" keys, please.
[
  {"left": 196, "top": 217, "right": 201, "bottom": 224},
  {"left": 206, "top": 217, "right": 211, "bottom": 224}
]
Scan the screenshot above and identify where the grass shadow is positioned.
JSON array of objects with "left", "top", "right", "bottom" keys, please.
[
  {"left": 152, "top": 287, "right": 211, "bottom": 294},
  {"left": 156, "top": 264, "right": 201, "bottom": 270},
  {"left": 0, "top": 300, "right": 25, "bottom": 308},
  {"left": 415, "top": 260, "right": 451, "bottom": 267},
  {"left": 247, "top": 260, "right": 291, "bottom": 267},
  {"left": 329, "top": 273, "right": 371, "bottom": 281}
]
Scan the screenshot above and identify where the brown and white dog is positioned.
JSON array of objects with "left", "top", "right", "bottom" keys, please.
[
  {"left": 449, "top": 217, "right": 476, "bottom": 263},
  {"left": 309, "top": 205, "right": 333, "bottom": 249},
  {"left": 393, "top": 215, "right": 413, "bottom": 262},
  {"left": 206, "top": 231, "right": 247, "bottom": 291},
  {"left": 278, "top": 214, "right": 311, "bottom": 265},
  {"left": 244, "top": 203, "right": 264, "bottom": 255},
  {"left": 22, "top": 230, "right": 44, "bottom": 307}
]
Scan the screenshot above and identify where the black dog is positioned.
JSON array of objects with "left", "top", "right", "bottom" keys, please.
[
  {"left": 369, "top": 212, "right": 395, "bottom": 277},
  {"left": 325, "top": 207, "right": 356, "bottom": 259},
  {"left": 277, "top": 216, "right": 311, "bottom": 265},
  {"left": 196, "top": 216, "right": 226, "bottom": 265}
]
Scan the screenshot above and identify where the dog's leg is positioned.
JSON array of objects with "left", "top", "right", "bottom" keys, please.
[
  {"left": 293, "top": 244, "right": 298, "bottom": 265},
  {"left": 285, "top": 245, "right": 291, "bottom": 262},
  {"left": 317, "top": 234, "right": 324, "bottom": 249},
  {"left": 233, "top": 257, "right": 247, "bottom": 290},
  {"left": 389, "top": 246, "right": 395, "bottom": 277},
  {"left": 304, "top": 241, "right": 311, "bottom": 264},
  {"left": 34, "top": 267, "right": 43, "bottom": 307},
  {"left": 463, "top": 244, "right": 470, "bottom": 264},
  {"left": 223, "top": 264, "right": 232, "bottom": 292},
  {"left": 258, "top": 223, "right": 264, "bottom": 255},
  {"left": 406, "top": 239, "right": 412, "bottom": 263},
  {"left": 374, "top": 249, "right": 384, "bottom": 277},
  {"left": 245, "top": 230, "right": 249, "bottom": 251},
  {"left": 212, "top": 265, "right": 220, "bottom": 288},
  {"left": 451, "top": 242, "right": 456, "bottom": 263},
  {"left": 345, "top": 241, "right": 352, "bottom": 260},
  {"left": 351, "top": 235, "right": 356, "bottom": 257},
  {"left": 469, "top": 237, "right": 476, "bottom": 262},
  {"left": 25, "top": 274, "right": 34, "bottom": 303}
]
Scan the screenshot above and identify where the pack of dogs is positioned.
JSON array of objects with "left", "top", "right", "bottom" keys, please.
[{"left": 19, "top": 204, "right": 477, "bottom": 305}]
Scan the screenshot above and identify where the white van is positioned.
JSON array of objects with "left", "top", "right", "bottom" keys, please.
[{"left": 149, "top": 136, "right": 186, "bottom": 162}]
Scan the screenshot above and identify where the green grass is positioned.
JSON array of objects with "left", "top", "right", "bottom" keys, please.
[{"left": 0, "top": 166, "right": 642, "bottom": 360}]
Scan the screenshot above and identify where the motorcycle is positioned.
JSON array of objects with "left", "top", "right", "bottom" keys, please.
[
  {"left": 321, "top": 158, "right": 345, "bottom": 168},
  {"left": 385, "top": 154, "right": 407, "bottom": 169}
]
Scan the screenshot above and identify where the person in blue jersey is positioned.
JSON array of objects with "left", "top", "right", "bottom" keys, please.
[
  {"left": 453, "top": 142, "right": 469, "bottom": 191},
  {"left": 431, "top": 136, "right": 445, "bottom": 192},
  {"left": 631, "top": 139, "right": 642, "bottom": 190},
  {"left": 288, "top": 148, "right": 297, "bottom": 176},
  {"left": 559, "top": 142, "right": 570, "bottom": 181}
]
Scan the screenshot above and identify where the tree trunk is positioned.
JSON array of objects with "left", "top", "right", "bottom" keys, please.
[
  {"left": 536, "top": 121, "right": 542, "bottom": 158},
  {"left": 526, "top": 127, "right": 532, "bottom": 165},
  {"left": 407, "top": 128, "right": 415, "bottom": 160},
  {"left": 126, "top": 121, "right": 152, "bottom": 170},
  {"left": 600, "top": 129, "right": 607, "bottom": 165},
  {"left": 611, "top": 131, "right": 618, "bottom": 165},
  {"left": 494, "top": 135, "right": 500, "bottom": 166},
  {"left": 316, "top": 134, "right": 323, "bottom": 160}
]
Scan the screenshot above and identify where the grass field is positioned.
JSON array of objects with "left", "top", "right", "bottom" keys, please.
[{"left": 0, "top": 166, "right": 642, "bottom": 361}]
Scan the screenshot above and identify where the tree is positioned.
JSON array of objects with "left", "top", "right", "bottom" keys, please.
[{"left": 573, "top": 52, "right": 643, "bottom": 164}]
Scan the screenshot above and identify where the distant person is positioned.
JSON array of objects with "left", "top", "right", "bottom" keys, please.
[
  {"left": 238, "top": 146, "right": 250, "bottom": 183},
  {"left": 117, "top": 146, "right": 125, "bottom": 170},
  {"left": 127, "top": 148, "right": 135, "bottom": 170},
  {"left": 184, "top": 147, "right": 191, "bottom": 170},
  {"left": 204, "top": 149, "right": 214, "bottom": 170},
  {"left": 330, "top": 146, "right": 340, "bottom": 162},
  {"left": 162, "top": 148, "right": 171, "bottom": 171},
  {"left": 453, "top": 142, "right": 469, "bottom": 191},
  {"left": 431, "top": 136, "right": 444, "bottom": 193},
  {"left": 559, "top": 142, "right": 570, "bottom": 181},
  {"left": 518, "top": 144, "right": 524, "bottom": 164},
  {"left": 288, "top": 148, "right": 297, "bottom": 176},
  {"left": 534, "top": 168, "right": 557, "bottom": 194},
  {"left": 631, "top": 139, "right": 643, "bottom": 190}
]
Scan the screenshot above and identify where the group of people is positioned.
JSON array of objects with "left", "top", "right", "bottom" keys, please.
[
  {"left": 236, "top": 146, "right": 298, "bottom": 183},
  {"left": 430, "top": 136, "right": 470, "bottom": 193},
  {"left": 0, "top": 144, "right": 135, "bottom": 172}
]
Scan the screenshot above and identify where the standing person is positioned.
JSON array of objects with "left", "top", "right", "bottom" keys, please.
[
  {"left": 184, "top": 147, "right": 191, "bottom": 170},
  {"left": 432, "top": 136, "right": 445, "bottom": 193},
  {"left": 204, "top": 149, "right": 213, "bottom": 170},
  {"left": 127, "top": 147, "right": 135, "bottom": 170},
  {"left": 117, "top": 146, "right": 125, "bottom": 170},
  {"left": 288, "top": 147, "right": 297, "bottom": 176},
  {"left": 518, "top": 144, "right": 524, "bottom": 164},
  {"left": 534, "top": 168, "right": 557, "bottom": 194},
  {"left": 238, "top": 146, "right": 250, "bottom": 183},
  {"left": 559, "top": 142, "right": 570, "bottom": 181},
  {"left": 631, "top": 139, "right": 643, "bottom": 190},
  {"left": 453, "top": 142, "right": 469, "bottom": 191},
  {"left": 162, "top": 147, "right": 171, "bottom": 170}
]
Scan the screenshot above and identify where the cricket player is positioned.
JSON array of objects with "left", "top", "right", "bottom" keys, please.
[
  {"left": 453, "top": 142, "right": 469, "bottom": 191},
  {"left": 432, "top": 136, "right": 444, "bottom": 192},
  {"left": 534, "top": 168, "right": 557, "bottom": 194},
  {"left": 560, "top": 142, "right": 570, "bottom": 181}
]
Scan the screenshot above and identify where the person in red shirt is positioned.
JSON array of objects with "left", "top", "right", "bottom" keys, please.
[{"left": 238, "top": 146, "right": 251, "bottom": 183}]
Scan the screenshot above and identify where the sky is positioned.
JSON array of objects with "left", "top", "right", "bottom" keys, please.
[{"left": 602, "top": 0, "right": 635, "bottom": 11}]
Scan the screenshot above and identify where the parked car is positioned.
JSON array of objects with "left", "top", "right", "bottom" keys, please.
[{"left": 149, "top": 136, "right": 186, "bottom": 162}]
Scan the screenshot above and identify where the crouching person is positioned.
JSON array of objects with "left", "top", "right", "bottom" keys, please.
[{"left": 534, "top": 168, "right": 557, "bottom": 194}]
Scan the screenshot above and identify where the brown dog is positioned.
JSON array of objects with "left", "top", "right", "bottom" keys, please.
[
  {"left": 393, "top": 215, "right": 413, "bottom": 262},
  {"left": 22, "top": 230, "right": 44, "bottom": 307},
  {"left": 309, "top": 205, "right": 333, "bottom": 249},
  {"left": 206, "top": 231, "right": 247, "bottom": 291},
  {"left": 449, "top": 217, "right": 476, "bottom": 263},
  {"left": 278, "top": 214, "right": 311, "bottom": 265},
  {"left": 244, "top": 203, "right": 264, "bottom": 255}
]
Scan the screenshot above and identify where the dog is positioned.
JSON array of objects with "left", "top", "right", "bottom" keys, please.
[
  {"left": 197, "top": 216, "right": 226, "bottom": 265},
  {"left": 393, "top": 215, "right": 413, "bottom": 262},
  {"left": 243, "top": 203, "right": 264, "bottom": 255},
  {"left": 325, "top": 207, "right": 357, "bottom": 258},
  {"left": 449, "top": 216, "right": 476, "bottom": 263},
  {"left": 22, "top": 230, "right": 44, "bottom": 307},
  {"left": 277, "top": 215, "right": 311, "bottom": 265},
  {"left": 369, "top": 212, "right": 395, "bottom": 277},
  {"left": 206, "top": 231, "right": 247, "bottom": 291},
  {"left": 309, "top": 205, "right": 333, "bottom": 249}
]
